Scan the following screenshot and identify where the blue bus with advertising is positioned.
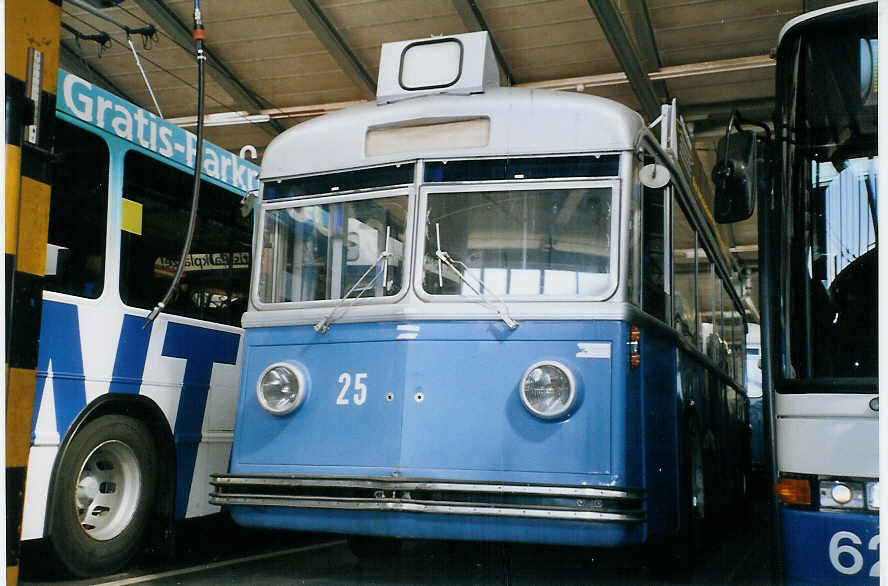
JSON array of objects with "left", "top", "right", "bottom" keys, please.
[
  {"left": 713, "top": 1, "right": 878, "bottom": 582},
  {"left": 20, "top": 69, "right": 259, "bottom": 577},
  {"left": 211, "top": 31, "right": 749, "bottom": 569}
]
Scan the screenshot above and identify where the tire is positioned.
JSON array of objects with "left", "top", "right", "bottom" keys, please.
[
  {"left": 47, "top": 415, "right": 158, "bottom": 578},
  {"left": 346, "top": 534, "right": 403, "bottom": 560}
]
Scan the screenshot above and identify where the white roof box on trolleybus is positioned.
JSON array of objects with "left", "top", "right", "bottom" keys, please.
[{"left": 375, "top": 31, "right": 500, "bottom": 103}]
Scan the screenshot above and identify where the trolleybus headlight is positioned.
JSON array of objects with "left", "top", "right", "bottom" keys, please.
[
  {"left": 520, "top": 361, "right": 576, "bottom": 420},
  {"left": 819, "top": 479, "right": 865, "bottom": 509},
  {"left": 257, "top": 363, "right": 306, "bottom": 415}
]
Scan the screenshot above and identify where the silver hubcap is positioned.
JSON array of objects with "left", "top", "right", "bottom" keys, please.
[{"left": 75, "top": 440, "right": 141, "bottom": 541}]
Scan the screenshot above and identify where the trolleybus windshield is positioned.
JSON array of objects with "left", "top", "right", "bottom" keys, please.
[
  {"left": 258, "top": 193, "right": 409, "bottom": 303},
  {"left": 422, "top": 185, "right": 614, "bottom": 298}
]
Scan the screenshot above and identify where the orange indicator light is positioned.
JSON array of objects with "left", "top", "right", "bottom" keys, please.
[
  {"left": 775, "top": 477, "right": 813, "bottom": 506},
  {"left": 629, "top": 326, "right": 641, "bottom": 369}
]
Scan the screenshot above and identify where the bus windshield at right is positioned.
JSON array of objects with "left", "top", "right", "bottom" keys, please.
[{"left": 779, "top": 23, "right": 878, "bottom": 383}]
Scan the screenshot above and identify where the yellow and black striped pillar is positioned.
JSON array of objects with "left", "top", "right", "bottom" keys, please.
[{"left": 6, "top": 1, "right": 60, "bottom": 584}]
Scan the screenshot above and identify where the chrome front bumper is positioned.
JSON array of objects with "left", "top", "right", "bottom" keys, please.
[{"left": 210, "top": 474, "right": 645, "bottom": 522}]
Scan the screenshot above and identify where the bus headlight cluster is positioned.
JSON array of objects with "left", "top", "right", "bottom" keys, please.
[
  {"left": 819, "top": 479, "right": 866, "bottom": 510},
  {"left": 520, "top": 361, "right": 576, "bottom": 419},
  {"left": 257, "top": 363, "right": 306, "bottom": 415}
]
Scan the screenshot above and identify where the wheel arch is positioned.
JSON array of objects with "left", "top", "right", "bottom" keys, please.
[{"left": 44, "top": 394, "right": 176, "bottom": 537}]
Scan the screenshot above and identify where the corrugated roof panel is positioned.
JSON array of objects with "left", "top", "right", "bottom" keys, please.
[
  {"left": 670, "top": 76, "right": 774, "bottom": 106},
  {"left": 648, "top": 0, "right": 802, "bottom": 29},
  {"left": 314, "top": 0, "right": 466, "bottom": 84},
  {"left": 478, "top": 0, "right": 619, "bottom": 81},
  {"left": 167, "top": 0, "right": 369, "bottom": 107},
  {"left": 504, "top": 39, "right": 619, "bottom": 80},
  {"left": 321, "top": 0, "right": 458, "bottom": 29},
  {"left": 61, "top": 2, "right": 245, "bottom": 117},
  {"left": 204, "top": 123, "right": 278, "bottom": 154},
  {"left": 654, "top": 12, "right": 801, "bottom": 66}
]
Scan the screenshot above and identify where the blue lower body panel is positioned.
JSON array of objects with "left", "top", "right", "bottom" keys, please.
[
  {"left": 781, "top": 507, "right": 879, "bottom": 584},
  {"left": 221, "top": 320, "right": 648, "bottom": 548},
  {"left": 230, "top": 507, "right": 645, "bottom": 547}
]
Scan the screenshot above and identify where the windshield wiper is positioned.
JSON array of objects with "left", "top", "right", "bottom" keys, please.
[
  {"left": 315, "top": 234, "right": 392, "bottom": 334},
  {"left": 434, "top": 223, "right": 519, "bottom": 330}
]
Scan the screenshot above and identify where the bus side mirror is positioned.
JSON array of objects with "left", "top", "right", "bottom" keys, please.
[{"left": 711, "top": 130, "right": 770, "bottom": 223}]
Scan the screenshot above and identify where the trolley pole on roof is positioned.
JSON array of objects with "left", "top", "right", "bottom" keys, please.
[{"left": 4, "top": 1, "right": 62, "bottom": 584}]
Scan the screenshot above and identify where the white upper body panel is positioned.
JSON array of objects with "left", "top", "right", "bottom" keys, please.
[
  {"left": 776, "top": 393, "right": 878, "bottom": 477},
  {"left": 260, "top": 87, "right": 644, "bottom": 181}
]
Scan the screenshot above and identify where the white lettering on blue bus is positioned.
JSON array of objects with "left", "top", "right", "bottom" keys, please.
[{"left": 59, "top": 71, "right": 259, "bottom": 193}]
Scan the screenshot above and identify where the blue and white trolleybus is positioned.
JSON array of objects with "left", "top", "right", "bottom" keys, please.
[{"left": 212, "top": 32, "right": 749, "bottom": 567}]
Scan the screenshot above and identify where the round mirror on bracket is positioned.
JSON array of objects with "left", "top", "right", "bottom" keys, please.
[{"left": 639, "top": 163, "right": 670, "bottom": 189}]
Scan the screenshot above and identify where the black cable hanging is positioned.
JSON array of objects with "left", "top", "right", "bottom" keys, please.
[
  {"left": 62, "top": 21, "right": 111, "bottom": 57},
  {"left": 66, "top": 0, "right": 157, "bottom": 39},
  {"left": 64, "top": 8, "right": 271, "bottom": 132},
  {"left": 144, "top": 0, "right": 207, "bottom": 327}
]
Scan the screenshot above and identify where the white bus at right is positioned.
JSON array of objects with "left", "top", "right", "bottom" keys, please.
[{"left": 713, "top": 1, "right": 878, "bottom": 583}]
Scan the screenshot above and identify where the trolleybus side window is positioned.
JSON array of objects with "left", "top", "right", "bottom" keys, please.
[
  {"left": 714, "top": 280, "right": 727, "bottom": 371},
  {"left": 626, "top": 182, "right": 641, "bottom": 307},
  {"left": 699, "top": 248, "right": 717, "bottom": 356},
  {"left": 642, "top": 185, "right": 666, "bottom": 321},
  {"left": 119, "top": 150, "right": 253, "bottom": 326},
  {"left": 722, "top": 279, "right": 735, "bottom": 378},
  {"left": 258, "top": 193, "right": 409, "bottom": 303},
  {"left": 45, "top": 120, "right": 109, "bottom": 298},
  {"left": 672, "top": 193, "right": 696, "bottom": 345},
  {"left": 422, "top": 186, "right": 613, "bottom": 297}
]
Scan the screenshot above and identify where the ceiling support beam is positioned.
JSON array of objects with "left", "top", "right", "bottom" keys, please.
[
  {"left": 520, "top": 54, "right": 774, "bottom": 91},
  {"left": 60, "top": 40, "right": 138, "bottom": 104},
  {"left": 624, "top": 0, "right": 659, "bottom": 72},
  {"left": 168, "top": 54, "right": 775, "bottom": 128},
  {"left": 587, "top": 0, "right": 660, "bottom": 121},
  {"left": 451, "top": 0, "right": 513, "bottom": 85},
  {"left": 287, "top": 0, "right": 377, "bottom": 99},
  {"left": 623, "top": 0, "right": 669, "bottom": 102},
  {"left": 130, "top": 0, "right": 284, "bottom": 135}
]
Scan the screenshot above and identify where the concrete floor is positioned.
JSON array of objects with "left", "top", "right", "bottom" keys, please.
[{"left": 20, "top": 497, "right": 773, "bottom": 585}]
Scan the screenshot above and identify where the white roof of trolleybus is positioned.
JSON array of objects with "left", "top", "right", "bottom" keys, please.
[
  {"left": 260, "top": 88, "right": 644, "bottom": 181},
  {"left": 777, "top": 0, "right": 876, "bottom": 46},
  {"left": 260, "top": 34, "right": 644, "bottom": 181}
]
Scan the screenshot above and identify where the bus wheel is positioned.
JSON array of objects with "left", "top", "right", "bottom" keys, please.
[
  {"left": 47, "top": 415, "right": 157, "bottom": 578},
  {"left": 347, "top": 535, "right": 403, "bottom": 560}
]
